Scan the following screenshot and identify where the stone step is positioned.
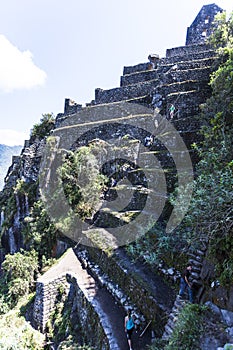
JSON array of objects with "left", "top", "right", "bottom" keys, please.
[
  {"left": 160, "top": 80, "right": 207, "bottom": 97},
  {"left": 191, "top": 265, "right": 202, "bottom": 274},
  {"left": 192, "top": 279, "right": 203, "bottom": 286},
  {"left": 189, "top": 259, "right": 203, "bottom": 268},
  {"left": 164, "top": 324, "right": 174, "bottom": 336},
  {"left": 167, "top": 318, "right": 176, "bottom": 329},
  {"left": 121, "top": 69, "right": 158, "bottom": 87},
  {"left": 166, "top": 43, "right": 213, "bottom": 58},
  {"left": 196, "top": 249, "right": 206, "bottom": 256},
  {"left": 169, "top": 313, "right": 178, "bottom": 324},
  {"left": 161, "top": 66, "right": 212, "bottom": 86},
  {"left": 171, "top": 309, "right": 179, "bottom": 318},
  {"left": 174, "top": 299, "right": 187, "bottom": 309},
  {"left": 165, "top": 90, "right": 211, "bottom": 121},
  {"left": 123, "top": 62, "right": 149, "bottom": 75},
  {"left": 95, "top": 79, "right": 159, "bottom": 104},
  {"left": 158, "top": 56, "right": 217, "bottom": 73},
  {"left": 122, "top": 45, "right": 215, "bottom": 76},
  {"left": 191, "top": 271, "right": 201, "bottom": 280},
  {"left": 121, "top": 58, "right": 214, "bottom": 88},
  {"left": 96, "top": 52, "right": 214, "bottom": 105},
  {"left": 188, "top": 253, "right": 203, "bottom": 262},
  {"left": 189, "top": 259, "right": 203, "bottom": 269},
  {"left": 171, "top": 113, "right": 202, "bottom": 133},
  {"left": 160, "top": 49, "right": 216, "bottom": 65}
]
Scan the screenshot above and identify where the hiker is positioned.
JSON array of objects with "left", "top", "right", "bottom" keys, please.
[
  {"left": 125, "top": 308, "right": 135, "bottom": 350},
  {"left": 179, "top": 264, "right": 193, "bottom": 303},
  {"left": 147, "top": 53, "right": 159, "bottom": 70},
  {"left": 169, "top": 104, "right": 175, "bottom": 119},
  {"left": 144, "top": 135, "right": 153, "bottom": 147}
]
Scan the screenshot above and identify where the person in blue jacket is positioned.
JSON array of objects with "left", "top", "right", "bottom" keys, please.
[{"left": 124, "top": 308, "right": 135, "bottom": 350}]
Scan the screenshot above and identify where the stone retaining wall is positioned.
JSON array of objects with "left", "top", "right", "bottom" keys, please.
[
  {"left": 33, "top": 274, "right": 68, "bottom": 332},
  {"left": 121, "top": 69, "right": 158, "bottom": 87},
  {"left": 123, "top": 62, "right": 149, "bottom": 75},
  {"left": 33, "top": 272, "right": 111, "bottom": 349},
  {"left": 166, "top": 44, "right": 211, "bottom": 58},
  {"left": 95, "top": 79, "right": 158, "bottom": 104},
  {"left": 66, "top": 274, "right": 110, "bottom": 350}
]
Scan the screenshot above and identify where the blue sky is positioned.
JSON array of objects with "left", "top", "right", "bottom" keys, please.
[{"left": 0, "top": 0, "right": 231, "bottom": 145}]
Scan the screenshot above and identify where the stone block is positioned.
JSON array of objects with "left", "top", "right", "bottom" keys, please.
[{"left": 221, "top": 309, "right": 233, "bottom": 327}]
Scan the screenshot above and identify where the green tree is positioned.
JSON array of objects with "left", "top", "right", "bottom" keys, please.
[
  {"left": 58, "top": 146, "right": 108, "bottom": 220},
  {"left": 23, "top": 200, "right": 57, "bottom": 260},
  {"left": 2, "top": 250, "right": 38, "bottom": 303},
  {"left": 30, "top": 113, "right": 55, "bottom": 141},
  {"left": 209, "top": 11, "right": 233, "bottom": 48}
]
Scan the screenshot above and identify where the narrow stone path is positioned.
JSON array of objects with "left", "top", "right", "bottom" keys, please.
[
  {"left": 94, "top": 287, "right": 151, "bottom": 350},
  {"left": 115, "top": 247, "right": 175, "bottom": 311},
  {"left": 40, "top": 248, "right": 151, "bottom": 349}
]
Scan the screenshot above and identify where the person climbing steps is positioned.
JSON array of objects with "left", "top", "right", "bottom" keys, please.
[
  {"left": 179, "top": 264, "right": 193, "bottom": 303},
  {"left": 125, "top": 308, "right": 135, "bottom": 350},
  {"left": 169, "top": 104, "right": 175, "bottom": 119}
]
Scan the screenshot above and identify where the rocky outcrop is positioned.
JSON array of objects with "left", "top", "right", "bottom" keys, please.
[
  {"left": 0, "top": 138, "right": 45, "bottom": 258},
  {"left": 0, "top": 144, "right": 22, "bottom": 190}
]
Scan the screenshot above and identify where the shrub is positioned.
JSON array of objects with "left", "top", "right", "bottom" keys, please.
[
  {"left": 2, "top": 249, "right": 38, "bottom": 304},
  {"left": 165, "top": 304, "right": 207, "bottom": 350},
  {"left": 58, "top": 146, "right": 108, "bottom": 220},
  {"left": 30, "top": 113, "right": 55, "bottom": 141}
]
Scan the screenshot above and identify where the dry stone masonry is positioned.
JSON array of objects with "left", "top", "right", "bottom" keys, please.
[
  {"left": 186, "top": 4, "right": 223, "bottom": 45},
  {"left": 1, "top": 3, "right": 232, "bottom": 349}
]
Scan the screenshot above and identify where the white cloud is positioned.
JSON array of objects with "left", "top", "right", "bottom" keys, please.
[
  {"left": 0, "top": 35, "right": 47, "bottom": 92},
  {"left": 0, "top": 129, "right": 28, "bottom": 146}
]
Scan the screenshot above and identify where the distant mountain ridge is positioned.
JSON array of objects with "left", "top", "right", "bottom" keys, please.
[{"left": 0, "top": 144, "right": 22, "bottom": 190}]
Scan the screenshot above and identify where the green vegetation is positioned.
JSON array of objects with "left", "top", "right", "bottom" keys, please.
[
  {"left": 165, "top": 304, "right": 206, "bottom": 350},
  {"left": 30, "top": 113, "right": 55, "bottom": 141},
  {"left": 22, "top": 199, "right": 57, "bottom": 261},
  {"left": 147, "top": 304, "right": 207, "bottom": 350},
  {"left": 58, "top": 145, "right": 108, "bottom": 220},
  {"left": 14, "top": 179, "right": 38, "bottom": 207},
  {"left": 46, "top": 283, "right": 71, "bottom": 343},
  {"left": 0, "top": 250, "right": 38, "bottom": 308},
  {"left": 0, "top": 294, "right": 44, "bottom": 349},
  {"left": 58, "top": 338, "right": 93, "bottom": 350},
  {"left": 209, "top": 11, "right": 233, "bottom": 49},
  {"left": 0, "top": 116, "right": 59, "bottom": 317},
  {"left": 178, "top": 12, "right": 233, "bottom": 286}
]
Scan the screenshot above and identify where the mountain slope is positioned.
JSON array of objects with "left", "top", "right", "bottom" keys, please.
[{"left": 0, "top": 144, "right": 22, "bottom": 190}]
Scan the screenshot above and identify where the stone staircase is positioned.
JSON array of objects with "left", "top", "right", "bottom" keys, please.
[
  {"left": 94, "top": 43, "right": 216, "bottom": 113},
  {"left": 81, "top": 44, "right": 217, "bottom": 163},
  {"left": 162, "top": 239, "right": 209, "bottom": 341},
  {"left": 162, "top": 295, "right": 188, "bottom": 340},
  {"left": 49, "top": 43, "right": 217, "bottom": 346},
  {"left": 188, "top": 239, "right": 209, "bottom": 302}
]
